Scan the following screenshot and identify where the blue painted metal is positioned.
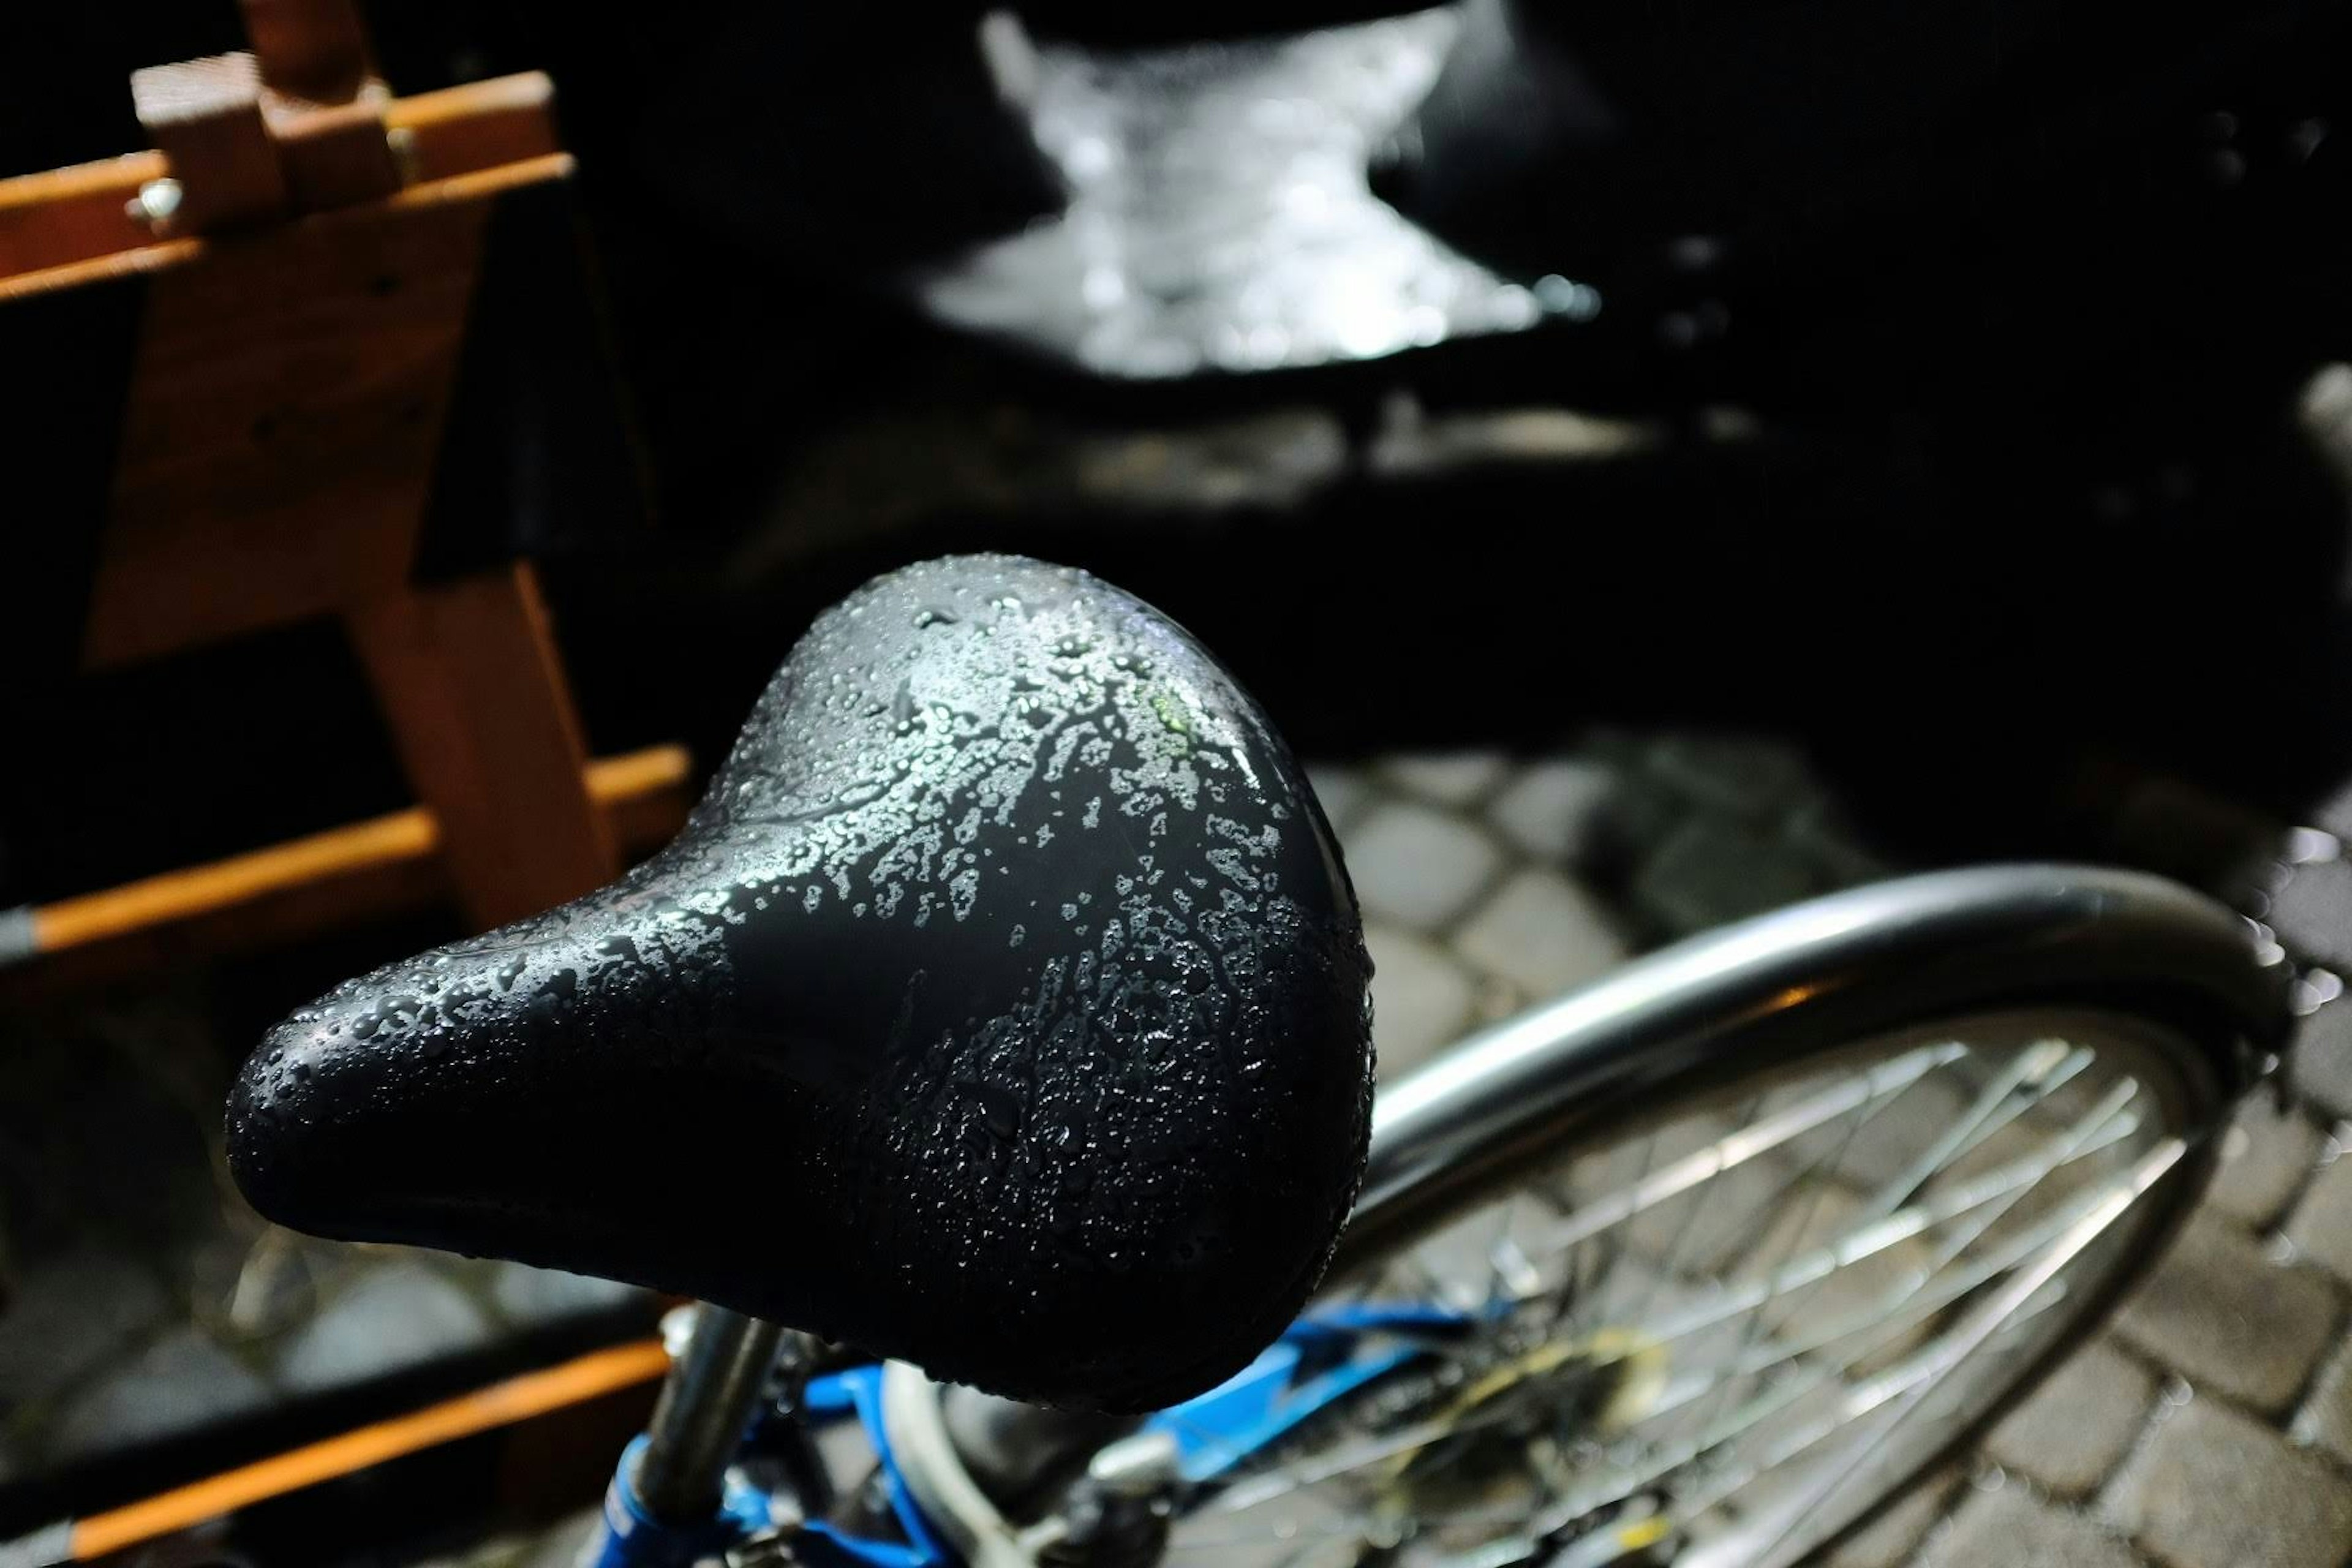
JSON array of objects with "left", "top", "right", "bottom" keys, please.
[
  {"left": 800, "top": 1369, "right": 866, "bottom": 1421},
  {"left": 829, "top": 1365, "right": 959, "bottom": 1567},
  {"left": 581, "top": 1422, "right": 938, "bottom": 1568},
  {"left": 1306, "top": 1301, "right": 1479, "bottom": 1336},
  {"left": 578, "top": 1436, "right": 774, "bottom": 1568},
  {"left": 585, "top": 1303, "right": 1468, "bottom": 1565},
  {"left": 1144, "top": 1303, "right": 1469, "bottom": 1483}
]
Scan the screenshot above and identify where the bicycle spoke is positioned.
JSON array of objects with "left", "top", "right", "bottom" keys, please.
[
  {"left": 1670, "top": 1277, "right": 2072, "bottom": 1531},
  {"left": 1851, "top": 1041, "right": 2084, "bottom": 1226},
  {"left": 1169, "top": 1506, "right": 1531, "bottom": 1551},
  {"left": 1490, "top": 1227, "right": 1544, "bottom": 1303},
  {"left": 1672, "top": 1136, "right": 2185, "bottom": 1568},
  {"left": 1530, "top": 1044, "right": 1966, "bottom": 1259},
  {"left": 1510, "top": 1088, "right": 2136, "bottom": 1369},
  {"left": 1479, "top": 1197, "right": 1527, "bottom": 1308},
  {"left": 1643, "top": 1180, "right": 2120, "bottom": 1423},
  {"left": 1690, "top": 1074, "right": 1885, "bottom": 1447},
  {"left": 1167, "top": 1015, "right": 2201, "bottom": 1568}
]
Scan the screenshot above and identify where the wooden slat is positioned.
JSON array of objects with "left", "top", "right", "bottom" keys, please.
[
  {"left": 67, "top": 1338, "right": 669, "bottom": 1562},
  {"left": 74, "top": 190, "right": 488, "bottom": 668},
  {"left": 40, "top": 151, "right": 577, "bottom": 668},
  {"left": 243, "top": 1, "right": 402, "bottom": 216},
  {"left": 0, "top": 154, "right": 175, "bottom": 282},
  {"left": 54, "top": 168, "right": 584, "bottom": 674},
  {"left": 34, "top": 812, "right": 434, "bottom": 954},
  {"left": 383, "top": 74, "right": 558, "bottom": 184},
  {"left": 263, "top": 85, "right": 403, "bottom": 214},
  {"left": 129, "top": 52, "right": 288, "bottom": 233},
  {"left": 0, "top": 149, "right": 571, "bottom": 306},
  {"left": 583, "top": 745, "right": 699, "bottom": 851},
  {"left": 17, "top": 744, "right": 689, "bottom": 984},
  {"left": 239, "top": 0, "right": 376, "bottom": 103},
  {"left": 347, "top": 564, "right": 620, "bottom": 930},
  {"left": 0, "top": 40, "right": 621, "bottom": 971},
  {"left": 0, "top": 74, "right": 560, "bottom": 287}
]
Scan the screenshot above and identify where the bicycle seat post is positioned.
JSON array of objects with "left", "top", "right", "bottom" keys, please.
[{"left": 633, "top": 1305, "right": 785, "bottom": 1523}]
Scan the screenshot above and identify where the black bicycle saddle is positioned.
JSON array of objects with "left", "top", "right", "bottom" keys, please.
[{"left": 228, "top": 556, "right": 1373, "bottom": 1411}]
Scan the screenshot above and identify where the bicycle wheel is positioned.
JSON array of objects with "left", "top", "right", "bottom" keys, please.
[{"left": 1159, "top": 868, "right": 2275, "bottom": 1568}]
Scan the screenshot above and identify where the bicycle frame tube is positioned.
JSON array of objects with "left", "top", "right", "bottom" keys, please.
[
  {"left": 588, "top": 1365, "right": 948, "bottom": 1568},
  {"left": 583, "top": 1434, "right": 777, "bottom": 1568},
  {"left": 1140, "top": 1302, "right": 1472, "bottom": 1482}
]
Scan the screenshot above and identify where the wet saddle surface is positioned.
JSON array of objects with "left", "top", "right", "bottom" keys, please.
[{"left": 229, "top": 555, "right": 1373, "bottom": 1411}]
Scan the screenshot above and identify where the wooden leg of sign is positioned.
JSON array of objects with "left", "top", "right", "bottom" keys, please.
[{"left": 346, "top": 562, "right": 617, "bottom": 930}]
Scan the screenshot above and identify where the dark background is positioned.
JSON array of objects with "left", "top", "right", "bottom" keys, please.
[
  {"left": 4, "top": 0, "right": 2352, "bottom": 1547},
  {"left": 6, "top": 0, "right": 2350, "bottom": 916}
]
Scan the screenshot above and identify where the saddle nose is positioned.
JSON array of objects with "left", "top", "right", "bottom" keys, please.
[{"left": 228, "top": 554, "right": 1374, "bottom": 1411}]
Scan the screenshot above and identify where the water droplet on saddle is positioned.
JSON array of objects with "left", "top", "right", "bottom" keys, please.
[{"left": 968, "top": 1082, "right": 1022, "bottom": 1140}]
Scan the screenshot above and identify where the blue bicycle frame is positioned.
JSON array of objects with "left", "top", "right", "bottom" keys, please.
[{"left": 584, "top": 1302, "right": 1471, "bottom": 1568}]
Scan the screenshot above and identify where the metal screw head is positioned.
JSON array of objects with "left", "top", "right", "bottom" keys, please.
[
  {"left": 658, "top": 1302, "right": 699, "bottom": 1359},
  {"left": 126, "top": 177, "right": 183, "bottom": 230},
  {"left": 386, "top": 126, "right": 421, "bottom": 185}
]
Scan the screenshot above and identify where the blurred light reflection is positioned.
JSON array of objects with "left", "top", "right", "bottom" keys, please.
[{"left": 908, "top": 7, "right": 1597, "bottom": 380}]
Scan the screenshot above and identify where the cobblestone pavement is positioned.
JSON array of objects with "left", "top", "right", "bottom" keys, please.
[
  {"left": 0, "top": 1004, "right": 652, "bottom": 1490},
  {"left": 0, "top": 726, "right": 2323, "bottom": 1568},
  {"left": 1306, "top": 739, "right": 2352, "bottom": 1568},
  {"left": 423, "top": 731, "right": 2352, "bottom": 1568}
]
